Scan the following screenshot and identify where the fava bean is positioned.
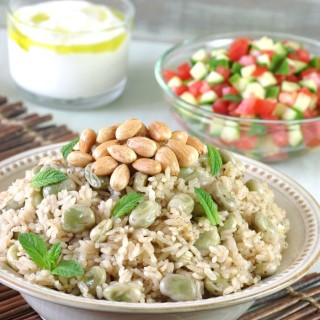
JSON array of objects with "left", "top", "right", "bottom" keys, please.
[
  {"left": 103, "top": 282, "right": 142, "bottom": 302},
  {"left": 85, "top": 163, "right": 109, "bottom": 190},
  {"left": 7, "top": 245, "right": 19, "bottom": 271},
  {"left": 194, "top": 228, "right": 220, "bottom": 256},
  {"left": 245, "top": 179, "right": 266, "bottom": 194},
  {"left": 255, "top": 262, "right": 278, "bottom": 277},
  {"left": 129, "top": 200, "right": 160, "bottom": 228},
  {"left": 83, "top": 266, "right": 107, "bottom": 294},
  {"left": 42, "top": 179, "right": 76, "bottom": 197},
  {"left": 133, "top": 172, "right": 148, "bottom": 189},
  {"left": 62, "top": 204, "right": 95, "bottom": 233},
  {"left": 90, "top": 219, "right": 113, "bottom": 243},
  {"left": 204, "top": 275, "right": 229, "bottom": 296},
  {"left": 219, "top": 149, "right": 245, "bottom": 174},
  {"left": 32, "top": 191, "right": 43, "bottom": 208},
  {"left": 167, "top": 194, "right": 194, "bottom": 218},
  {"left": 159, "top": 274, "right": 196, "bottom": 301},
  {"left": 4, "top": 199, "right": 24, "bottom": 210},
  {"left": 178, "top": 167, "right": 195, "bottom": 179},
  {"left": 219, "top": 216, "right": 237, "bottom": 232},
  {"left": 253, "top": 212, "right": 279, "bottom": 244}
]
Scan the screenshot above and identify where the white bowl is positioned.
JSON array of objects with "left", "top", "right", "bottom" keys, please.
[{"left": 0, "top": 143, "right": 319, "bottom": 320}]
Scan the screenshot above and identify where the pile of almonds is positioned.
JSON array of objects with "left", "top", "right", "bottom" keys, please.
[{"left": 67, "top": 119, "right": 207, "bottom": 192}]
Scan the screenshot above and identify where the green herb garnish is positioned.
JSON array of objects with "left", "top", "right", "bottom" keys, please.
[
  {"left": 207, "top": 145, "right": 223, "bottom": 176},
  {"left": 31, "top": 168, "right": 67, "bottom": 188},
  {"left": 112, "top": 193, "right": 144, "bottom": 218},
  {"left": 61, "top": 137, "right": 79, "bottom": 160},
  {"left": 18, "top": 233, "right": 84, "bottom": 277},
  {"left": 222, "top": 94, "right": 242, "bottom": 103},
  {"left": 194, "top": 187, "right": 221, "bottom": 226}
]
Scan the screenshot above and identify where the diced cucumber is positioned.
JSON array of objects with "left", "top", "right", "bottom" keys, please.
[
  {"left": 241, "top": 65, "right": 256, "bottom": 78},
  {"left": 274, "top": 103, "right": 287, "bottom": 117},
  {"left": 210, "top": 48, "right": 228, "bottom": 58},
  {"left": 190, "top": 62, "right": 208, "bottom": 80},
  {"left": 309, "top": 95, "right": 317, "bottom": 110},
  {"left": 229, "top": 74, "right": 252, "bottom": 92},
  {"left": 284, "top": 40, "right": 301, "bottom": 51},
  {"left": 293, "top": 92, "right": 312, "bottom": 112},
  {"left": 242, "top": 82, "right": 266, "bottom": 99},
  {"left": 281, "top": 107, "right": 299, "bottom": 120},
  {"left": 266, "top": 86, "right": 280, "bottom": 99},
  {"left": 299, "top": 79, "right": 317, "bottom": 93},
  {"left": 309, "top": 57, "right": 319, "bottom": 69},
  {"left": 199, "top": 90, "right": 218, "bottom": 105},
  {"left": 288, "top": 124, "right": 303, "bottom": 147},
  {"left": 252, "top": 36, "right": 274, "bottom": 51},
  {"left": 208, "top": 58, "right": 229, "bottom": 70},
  {"left": 257, "top": 54, "right": 271, "bottom": 67},
  {"left": 276, "top": 59, "right": 290, "bottom": 75},
  {"left": 257, "top": 71, "right": 277, "bottom": 87},
  {"left": 220, "top": 121, "right": 240, "bottom": 142},
  {"left": 191, "top": 49, "right": 207, "bottom": 63},
  {"left": 274, "top": 42, "right": 287, "bottom": 55},
  {"left": 270, "top": 54, "right": 286, "bottom": 72},
  {"left": 168, "top": 76, "right": 183, "bottom": 88},
  {"left": 209, "top": 118, "right": 225, "bottom": 137},
  {"left": 287, "top": 58, "right": 307, "bottom": 73},
  {"left": 206, "top": 71, "right": 224, "bottom": 84},
  {"left": 180, "top": 92, "right": 198, "bottom": 105},
  {"left": 231, "top": 62, "right": 242, "bottom": 74},
  {"left": 281, "top": 81, "right": 300, "bottom": 92}
]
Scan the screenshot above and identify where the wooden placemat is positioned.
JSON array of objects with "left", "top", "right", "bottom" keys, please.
[
  {"left": 0, "top": 95, "right": 78, "bottom": 161},
  {"left": 1, "top": 273, "right": 320, "bottom": 320}
]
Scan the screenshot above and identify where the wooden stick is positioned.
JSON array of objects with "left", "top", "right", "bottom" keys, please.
[{"left": 0, "top": 141, "right": 42, "bottom": 161}]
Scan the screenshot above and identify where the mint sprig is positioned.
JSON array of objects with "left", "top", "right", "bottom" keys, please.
[
  {"left": 112, "top": 193, "right": 144, "bottom": 218},
  {"left": 31, "top": 168, "right": 68, "bottom": 188},
  {"left": 194, "top": 187, "right": 221, "bottom": 226},
  {"left": 61, "top": 137, "right": 79, "bottom": 160},
  {"left": 18, "top": 233, "right": 84, "bottom": 278},
  {"left": 207, "top": 145, "right": 223, "bottom": 176}
]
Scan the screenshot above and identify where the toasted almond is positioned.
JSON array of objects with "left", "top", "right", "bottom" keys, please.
[
  {"left": 132, "top": 158, "right": 162, "bottom": 175},
  {"left": 92, "top": 156, "right": 118, "bottom": 176},
  {"left": 116, "top": 119, "right": 142, "bottom": 140},
  {"left": 155, "top": 146, "right": 180, "bottom": 176},
  {"left": 166, "top": 139, "right": 199, "bottom": 168},
  {"left": 92, "top": 140, "right": 119, "bottom": 160},
  {"left": 187, "top": 136, "right": 207, "bottom": 155},
  {"left": 135, "top": 123, "right": 149, "bottom": 137},
  {"left": 171, "top": 130, "right": 188, "bottom": 144},
  {"left": 107, "top": 145, "right": 137, "bottom": 164},
  {"left": 110, "top": 164, "right": 130, "bottom": 191},
  {"left": 67, "top": 151, "right": 93, "bottom": 168},
  {"left": 127, "top": 137, "right": 157, "bottom": 158},
  {"left": 97, "top": 125, "right": 118, "bottom": 144},
  {"left": 148, "top": 121, "right": 172, "bottom": 142},
  {"left": 79, "top": 128, "right": 96, "bottom": 153}
]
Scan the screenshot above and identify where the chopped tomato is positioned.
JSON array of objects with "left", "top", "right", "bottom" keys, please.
[
  {"left": 255, "top": 99, "right": 276, "bottom": 117},
  {"left": 275, "top": 74, "right": 286, "bottom": 85},
  {"left": 235, "top": 97, "right": 257, "bottom": 115},
  {"left": 222, "top": 86, "right": 238, "bottom": 96},
  {"left": 272, "top": 130, "right": 289, "bottom": 147},
  {"left": 200, "top": 82, "right": 211, "bottom": 94},
  {"left": 212, "top": 100, "right": 229, "bottom": 115},
  {"left": 238, "top": 55, "right": 256, "bottom": 66},
  {"left": 285, "top": 74, "right": 299, "bottom": 82},
  {"left": 228, "top": 38, "right": 250, "bottom": 62},
  {"left": 301, "top": 68, "right": 317, "bottom": 77},
  {"left": 188, "top": 81, "right": 203, "bottom": 96},
  {"left": 303, "top": 108, "right": 318, "bottom": 118},
  {"left": 296, "top": 48, "right": 310, "bottom": 63},
  {"left": 216, "top": 66, "right": 231, "bottom": 81},
  {"left": 212, "top": 83, "right": 229, "bottom": 97},
  {"left": 234, "top": 134, "right": 258, "bottom": 151},
  {"left": 172, "top": 86, "right": 188, "bottom": 96},
  {"left": 302, "top": 71, "right": 320, "bottom": 87},
  {"left": 298, "top": 87, "right": 312, "bottom": 96},
  {"left": 278, "top": 92, "right": 297, "bottom": 106},
  {"left": 177, "top": 62, "right": 191, "bottom": 81},
  {"left": 163, "top": 69, "right": 177, "bottom": 82},
  {"left": 253, "top": 66, "right": 269, "bottom": 77},
  {"left": 227, "top": 102, "right": 240, "bottom": 116},
  {"left": 301, "top": 122, "right": 320, "bottom": 147},
  {"left": 259, "top": 50, "right": 275, "bottom": 59}
]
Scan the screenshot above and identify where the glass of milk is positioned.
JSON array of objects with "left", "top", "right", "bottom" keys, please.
[{"left": 7, "top": 0, "right": 135, "bottom": 109}]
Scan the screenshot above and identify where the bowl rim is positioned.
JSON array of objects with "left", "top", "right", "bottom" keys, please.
[
  {"left": 154, "top": 31, "right": 320, "bottom": 125},
  {"left": 0, "top": 143, "right": 320, "bottom": 313}
]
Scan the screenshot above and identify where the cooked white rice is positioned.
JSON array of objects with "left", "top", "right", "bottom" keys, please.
[{"left": 0, "top": 153, "right": 289, "bottom": 302}]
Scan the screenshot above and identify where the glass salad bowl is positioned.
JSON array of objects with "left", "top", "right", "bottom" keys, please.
[{"left": 155, "top": 32, "right": 320, "bottom": 162}]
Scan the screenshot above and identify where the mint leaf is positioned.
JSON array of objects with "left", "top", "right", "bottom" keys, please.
[
  {"left": 207, "top": 145, "right": 223, "bottom": 176},
  {"left": 31, "top": 168, "right": 68, "bottom": 188},
  {"left": 61, "top": 137, "right": 79, "bottom": 160},
  {"left": 112, "top": 193, "right": 144, "bottom": 218},
  {"left": 51, "top": 260, "right": 84, "bottom": 278},
  {"left": 18, "top": 233, "right": 49, "bottom": 269},
  {"left": 222, "top": 94, "right": 242, "bottom": 103},
  {"left": 46, "top": 242, "right": 62, "bottom": 269},
  {"left": 194, "top": 187, "right": 220, "bottom": 226}
]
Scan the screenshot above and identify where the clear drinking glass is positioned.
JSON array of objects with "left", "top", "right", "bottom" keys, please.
[{"left": 7, "top": 0, "right": 135, "bottom": 109}]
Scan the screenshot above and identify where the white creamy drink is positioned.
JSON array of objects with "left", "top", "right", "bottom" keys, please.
[{"left": 8, "top": 0, "right": 132, "bottom": 101}]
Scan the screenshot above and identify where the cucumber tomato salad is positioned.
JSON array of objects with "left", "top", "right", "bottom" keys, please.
[{"left": 164, "top": 36, "right": 320, "bottom": 159}]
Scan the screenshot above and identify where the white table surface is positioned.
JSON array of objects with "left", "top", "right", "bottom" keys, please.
[{"left": 1, "top": 29, "right": 320, "bottom": 273}]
